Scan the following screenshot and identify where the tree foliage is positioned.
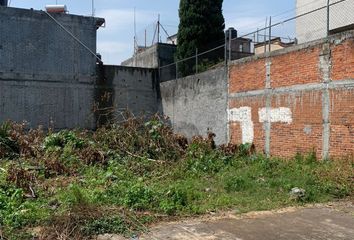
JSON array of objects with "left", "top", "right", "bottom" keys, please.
[{"left": 176, "top": 0, "right": 225, "bottom": 76}]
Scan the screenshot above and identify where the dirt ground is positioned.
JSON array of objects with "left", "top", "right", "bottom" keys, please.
[{"left": 98, "top": 201, "right": 354, "bottom": 240}]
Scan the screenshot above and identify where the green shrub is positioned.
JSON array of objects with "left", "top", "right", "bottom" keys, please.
[
  {"left": 0, "top": 186, "right": 46, "bottom": 229},
  {"left": 224, "top": 176, "right": 248, "bottom": 192},
  {"left": 159, "top": 186, "right": 189, "bottom": 215},
  {"left": 123, "top": 183, "right": 155, "bottom": 210},
  {"left": 43, "top": 130, "right": 84, "bottom": 151},
  {"left": 0, "top": 186, "right": 24, "bottom": 227},
  {"left": 186, "top": 143, "right": 225, "bottom": 174},
  {"left": 61, "top": 184, "right": 90, "bottom": 207}
]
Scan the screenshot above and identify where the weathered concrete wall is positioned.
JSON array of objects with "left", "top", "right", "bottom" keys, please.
[
  {"left": 122, "top": 45, "right": 159, "bottom": 68},
  {"left": 0, "top": 7, "right": 103, "bottom": 82},
  {"left": 0, "top": 80, "right": 95, "bottom": 129},
  {"left": 160, "top": 67, "right": 228, "bottom": 145},
  {"left": 0, "top": 64, "right": 160, "bottom": 129},
  {"left": 229, "top": 30, "right": 354, "bottom": 159},
  {"left": 100, "top": 66, "right": 159, "bottom": 119},
  {"left": 121, "top": 43, "right": 176, "bottom": 69},
  {"left": 0, "top": 6, "right": 104, "bottom": 129},
  {"left": 0, "top": 7, "right": 159, "bottom": 130}
]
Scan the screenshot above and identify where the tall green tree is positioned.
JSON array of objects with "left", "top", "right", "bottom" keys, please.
[{"left": 176, "top": 0, "right": 225, "bottom": 76}]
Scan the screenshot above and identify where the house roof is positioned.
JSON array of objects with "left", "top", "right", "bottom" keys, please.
[{"left": 254, "top": 37, "right": 295, "bottom": 47}]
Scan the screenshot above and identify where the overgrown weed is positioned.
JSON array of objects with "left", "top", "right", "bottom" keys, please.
[{"left": 0, "top": 116, "right": 353, "bottom": 239}]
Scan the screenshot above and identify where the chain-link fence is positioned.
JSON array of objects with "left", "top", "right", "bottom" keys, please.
[
  {"left": 159, "top": 0, "right": 353, "bottom": 81},
  {"left": 134, "top": 19, "right": 178, "bottom": 53}
]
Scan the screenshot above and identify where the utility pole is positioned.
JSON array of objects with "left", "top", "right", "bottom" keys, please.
[{"left": 92, "top": 0, "right": 95, "bottom": 17}]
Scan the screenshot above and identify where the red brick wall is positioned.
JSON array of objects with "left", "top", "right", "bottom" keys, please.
[
  {"left": 229, "top": 59, "right": 265, "bottom": 93},
  {"left": 331, "top": 39, "right": 354, "bottom": 81},
  {"left": 270, "top": 92, "right": 323, "bottom": 158},
  {"left": 329, "top": 89, "right": 354, "bottom": 158},
  {"left": 229, "top": 97, "right": 266, "bottom": 154},
  {"left": 271, "top": 47, "right": 321, "bottom": 88},
  {"left": 228, "top": 31, "right": 354, "bottom": 159}
]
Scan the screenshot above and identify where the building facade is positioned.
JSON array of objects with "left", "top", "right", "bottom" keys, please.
[{"left": 296, "top": 0, "right": 354, "bottom": 43}]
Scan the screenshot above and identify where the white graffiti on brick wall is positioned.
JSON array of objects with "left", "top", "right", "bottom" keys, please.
[
  {"left": 258, "top": 107, "right": 293, "bottom": 124},
  {"left": 228, "top": 107, "right": 254, "bottom": 144},
  {"left": 228, "top": 107, "right": 293, "bottom": 144}
]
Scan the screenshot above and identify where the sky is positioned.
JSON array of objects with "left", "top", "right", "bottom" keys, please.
[{"left": 8, "top": 0, "right": 297, "bottom": 64}]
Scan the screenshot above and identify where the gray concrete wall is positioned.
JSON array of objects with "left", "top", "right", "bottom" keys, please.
[
  {"left": 160, "top": 67, "right": 228, "bottom": 145},
  {"left": 101, "top": 66, "right": 160, "bottom": 118},
  {"left": 0, "top": 7, "right": 104, "bottom": 129},
  {"left": 0, "top": 64, "right": 160, "bottom": 129},
  {"left": 0, "top": 80, "right": 95, "bottom": 129},
  {"left": 0, "top": 6, "right": 103, "bottom": 82},
  {"left": 122, "top": 45, "right": 159, "bottom": 68},
  {"left": 0, "top": 7, "right": 159, "bottom": 129},
  {"left": 121, "top": 43, "right": 176, "bottom": 69}
]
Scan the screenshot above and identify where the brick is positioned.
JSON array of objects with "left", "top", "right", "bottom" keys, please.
[{"left": 228, "top": 34, "right": 354, "bottom": 159}]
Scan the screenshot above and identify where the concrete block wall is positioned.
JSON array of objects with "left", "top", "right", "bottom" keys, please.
[
  {"left": 0, "top": 7, "right": 102, "bottom": 82},
  {"left": 0, "top": 7, "right": 103, "bottom": 129},
  {"left": 228, "top": 30, "right": 354, "bottom": 159}
]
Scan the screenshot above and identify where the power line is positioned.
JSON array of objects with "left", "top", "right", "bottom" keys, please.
[
  {"left": 273, "top": 0, "right": 323, "bottom": 18},
  {"left": 44, "top": 11, "right": 103, "bottom": 63},
  {"left": 225, "top": 0, "right": 326, "bottom": 32},
  {"left": 234, "top": 0, "right": 348, "bottom": 41}
]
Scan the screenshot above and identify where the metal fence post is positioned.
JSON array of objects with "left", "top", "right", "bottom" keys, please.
[
  {"left": 264, "top": 17, "right": 268, "bottom": 53},
  {"left": 224, "top": 31, "right": 228, "bottom": 66},
  {"left": 228, "top": 29, "right": 232, "bottom": 62},
  {"left": 176, "top": 62, "right": 178, "bottom": 79},
  {"left": 269, "top": 16, "right": 272, "bottom": 52},
  {"left": 195, "top": 48, "right": 198, "bottom": 74},
  {"left": 327, "top": 0, "right": 330, "bottom": 37}
]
